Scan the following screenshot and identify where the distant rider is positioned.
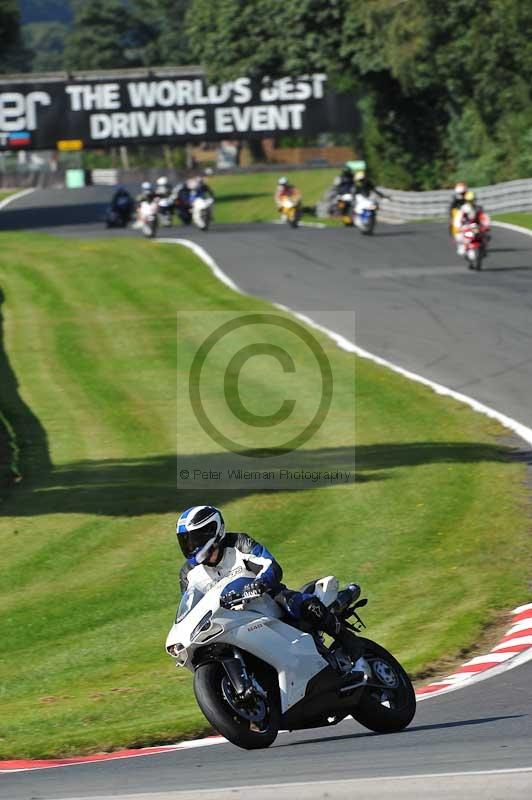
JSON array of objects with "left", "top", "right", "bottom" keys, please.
[
  {"left": 177, "top": 505, "right": 353, "bottom": 642},
  {"left": 274, "top": 176, "right": 301, "bottom": 210},
  {"left": 353, "top": 170, "right": 390, "bottom": 201},
  {"left": 190, "top": 176, "right": 215, "bottom": 201},
  {"left": 449, "top": 181, "right": 468, "bottom": 254},
  {"left": 335, "top": 167, "right": 355, "bottom": 196},
  {"left": 155, "top": 176, "right": 172, "bottom": 199},
  {"left": 458, "top": 190, "right": 490, "bottom": 255},
  {"left": 172, "top": 180, "right": 193, "bottom": 225},
  {"left": 109, "top": 185, "right": 134, "bottom": 222},
  {"left": 136, "top": 181, "right": 155, "bottom": 204},
  {"left": 134, "top": 181, "right": 156, "bottom": 228}
]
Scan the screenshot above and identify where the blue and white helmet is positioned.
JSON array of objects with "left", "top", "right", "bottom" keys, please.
[{"left": 176, "top": 506, "right": 225, "bottom": 566}]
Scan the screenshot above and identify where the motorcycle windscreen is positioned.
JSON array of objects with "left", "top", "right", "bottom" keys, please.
[{"left": 175, "top": 586, "right": 204, "bottom": 623}]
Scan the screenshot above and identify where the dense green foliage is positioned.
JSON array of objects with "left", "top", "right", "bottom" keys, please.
[
  {"left": 186, "top": 0, "right": 532, "bottom": 188},
  {"left": 0, "top": 0, "right": 30, "bottom": 72},
  {"left": 23, "top": 21, "right": 69, "bottom": 71},
  {"left": 63, "top": 0, "right": 139, "bottom": 71},
  {"left": 20, "top": 0, "right": 193, "bottom": 73}
]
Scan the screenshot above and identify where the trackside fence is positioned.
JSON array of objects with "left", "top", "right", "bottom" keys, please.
[{"left": 373, "top": 178, "right": 532, "bottom": 223}]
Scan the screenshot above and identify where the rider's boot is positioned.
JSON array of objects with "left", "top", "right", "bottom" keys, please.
[
  {"left": 300, "top": 596, "right": 364, "bottom": 672},
  {"left": 300, "top": 596, "right": 344, "bottom": 640}
]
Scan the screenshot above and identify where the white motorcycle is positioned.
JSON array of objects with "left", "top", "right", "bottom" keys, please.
[
  {"left": 157, "top": 196, "right": 174, "bottom": 227},
  {"left": 192, "top": 196, "right": 214, "bottom": 231},
  {"left": 138, "top": 199, "right": 159, "bottom": 238},
  {"left": 166, "top": 573, "right": 416, "bottom": 750},
  {"left": 354, "top": 194, "right": 379, "bottom": 235}
]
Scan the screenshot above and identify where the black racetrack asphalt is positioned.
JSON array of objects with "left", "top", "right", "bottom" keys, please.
[{"left": 1, "top": 187, "right": 531, "bottom": 799}]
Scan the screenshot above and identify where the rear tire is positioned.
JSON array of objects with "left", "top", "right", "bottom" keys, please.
[
  {"left": 194, "top": 662, "right": 280, "bottom": 750},
  {"left": 350, "top": 638, "right": 416, "bottom": 733}
]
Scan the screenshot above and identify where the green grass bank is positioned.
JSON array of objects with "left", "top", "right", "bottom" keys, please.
[
  {"left": 0, "top": 232, "right": 530, "bottom": 758},
  {"left": 493, "top": 211, "right": 532, "bottom": 229},
  {"left": 209, "top": 168, "right": 336, "bottom": 224}
]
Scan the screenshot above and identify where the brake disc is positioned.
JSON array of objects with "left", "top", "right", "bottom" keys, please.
[
  {"left": 221, "top": 676, "right": 267, "bottom": 722},
  {"left": 371, "top": 658, "right": 399, "bottom": 688}
]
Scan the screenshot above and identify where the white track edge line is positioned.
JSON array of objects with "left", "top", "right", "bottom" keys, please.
[
  {"left": 158, "top": 237, "right": 532, "bottom": 448},
  {"left": 491, "top": 219, "right": 532, "bottom": 238},
  {"left": 514, "top": 602, "right": 532, "bottom": 613},
  {"left": 0, "top": 186, "right": 36, "bottom": 211},
  {"left": 68, "top": 766, "right": 532, "bottom": 797}
]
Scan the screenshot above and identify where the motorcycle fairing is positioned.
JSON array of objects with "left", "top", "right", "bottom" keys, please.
[{"left": 166, "top": 573, "right": 328, "bottom": 713}]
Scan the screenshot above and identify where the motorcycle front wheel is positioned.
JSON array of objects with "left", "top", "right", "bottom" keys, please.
[
  {"left": 194, "top": 662, "right": 280, "bottom": 750},
  {"left": 350, "top": 637, "right": 416, "bottom": 733}
]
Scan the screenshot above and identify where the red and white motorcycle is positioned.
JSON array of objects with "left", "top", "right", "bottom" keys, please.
[{"left": 461, "top": 219, "right": 490, "bottom": 271}]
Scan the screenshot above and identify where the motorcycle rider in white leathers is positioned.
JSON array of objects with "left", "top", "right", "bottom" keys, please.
[{"left": 177, "top": 505, "right": 347, "bottom": 639}]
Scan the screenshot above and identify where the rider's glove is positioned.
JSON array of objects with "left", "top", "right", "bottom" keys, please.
[{"left": 251, "top": 579, "right": 268, "bottom": 596}]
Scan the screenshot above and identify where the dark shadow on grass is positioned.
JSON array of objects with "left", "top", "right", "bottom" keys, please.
[
  {"left": 216, "top": 191, "right": 271, "bottom": 204},
  {"left": 0, "top": 440, "right": 519, "bottom": 517},
  {"left": 0, "top": 288, "right": 52, "bottom": 494},
  {"left": 276, "top": 714, "right": 525, "bottom": 748},
  {"left": 0, "top": 280, "right": 521, "bottom": 517}
]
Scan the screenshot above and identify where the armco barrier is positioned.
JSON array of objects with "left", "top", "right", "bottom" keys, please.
[
  {"left": 375, "top": 178, "right": 532, "bottom": 223},
  {"left": 90, "top": 168, "right": 120, "bottom": 186}
]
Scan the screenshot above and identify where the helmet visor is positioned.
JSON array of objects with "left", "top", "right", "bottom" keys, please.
[{"left": 178, "top": 520, "right": 218, "bottom": 558}]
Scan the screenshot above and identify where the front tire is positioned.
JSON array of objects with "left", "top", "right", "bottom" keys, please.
[
  {"left": 194, "top": 662, "right": 280, "bottom": 750},
  {"left": 350, "top": 638, "right": 416, "bottom": 733}
]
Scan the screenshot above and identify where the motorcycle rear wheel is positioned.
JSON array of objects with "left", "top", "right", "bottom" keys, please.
[
  {"left": 349, "top": 637, "right": 416, "bottom": 733},
  {"left": 194, "top": 662, "right": 280, "bottom": 750}
]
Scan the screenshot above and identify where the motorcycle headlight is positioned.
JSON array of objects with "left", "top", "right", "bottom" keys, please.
[
  {"left": 195, "top": 622, "right": 224, "bottom": 643},
  {"left": 191, "top": 611, "right": 213, "bottom": 641}
]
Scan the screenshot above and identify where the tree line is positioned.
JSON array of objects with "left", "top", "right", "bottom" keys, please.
[{"left": 2, "top": 0, "right": 531, "bottom": 189}]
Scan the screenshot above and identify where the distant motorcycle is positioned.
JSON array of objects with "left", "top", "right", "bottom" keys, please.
[
  {"left": 279, "top": 195, "right": 301, "bottom": 228},
  {"left": 158, "top": 197, "right": 174, "bottom": 227},
  {"left": 354, "top": 194, "right": 379, "bottom": 235},
  {"left": 192, "top": 196, "right": 214, "bottom": 231},
  {"left": 337, "top": 193, "right": 355, "bottom": 226},
  {"left": 461, "top": 222, "right": 489, "bottom": 270},
  {"left": 138, "top": 199, "right": 159, "bottom": 238},
  {"left": 105, "top": 196, "right": 133, "bottom": 228}
]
